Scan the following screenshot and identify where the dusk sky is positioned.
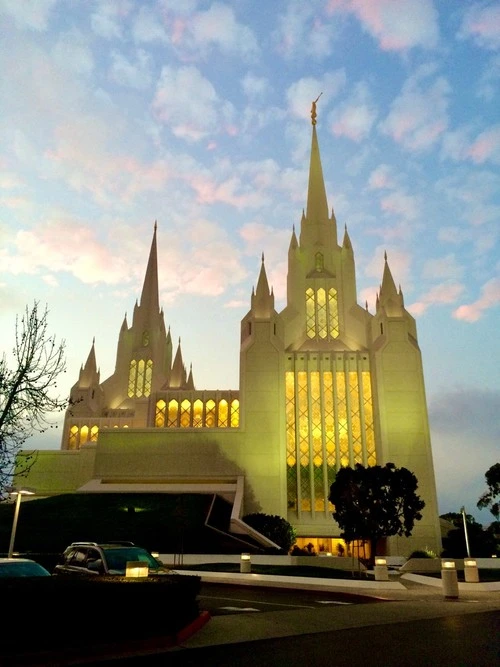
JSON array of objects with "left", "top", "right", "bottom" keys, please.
[{"left": 0, "top": 0, "right": 499, "bottom": 525}]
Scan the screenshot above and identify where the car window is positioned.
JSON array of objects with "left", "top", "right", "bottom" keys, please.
[
  {"left": 0, "top": 561, "right": 50, "bottom": 577},
  {"left": 69, "top": 549, "right": 88, "bottom": 566},
  {"left": 104, "top": 548, "right": 159, "bottom": 572}
]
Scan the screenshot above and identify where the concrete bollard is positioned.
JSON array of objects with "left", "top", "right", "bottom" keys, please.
[
  {"left": 441, "top": 560, "right": 459, "bottom": 599},
  {"left": 464, "top": 558, "right": 479, "bottom": 583},
  {"left": 240, "top": 553, "right": 251, "bottom": 573},
  {"left": 374, "top": 557, "right": 389, "bottom": 581}
]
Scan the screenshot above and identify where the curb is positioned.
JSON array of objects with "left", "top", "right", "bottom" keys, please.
[{"left": 176, "top": 610, "right": 212, "bottom": 644}]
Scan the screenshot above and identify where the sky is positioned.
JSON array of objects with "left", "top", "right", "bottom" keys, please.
[{"left": 0, "top": 0, "right": 499, "bottom": 526}]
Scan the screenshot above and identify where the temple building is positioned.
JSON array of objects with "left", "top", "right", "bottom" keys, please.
[{"left": 19, "top": 106, "right": 442, "bottom": 557}]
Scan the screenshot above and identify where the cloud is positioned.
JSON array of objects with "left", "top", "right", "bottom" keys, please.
[
  {"left": 273, "top": 1, "right": 340, "bottom": 60},
  {"left": 90, "top": 0, "right": 132, "bottom": 40},
  {"left": 327, "top": 0, "right": 439, "bottom": 51},
  {"left": 165, "top": 2, "right": 259, "bottom": 61},
  {"left": 0, "top": 0, "right": 57, "bottom": 31},
  {"left": 380, "top": 65, "right": 450, "bottom": 151},
  {"left": 109, "top": 48, "right": 152, "bottom": 89},
  {"left": 152, "top": 65, "right": 233, "bottom": 141},
  {"left": 367, "top": 164, "right": 396, "bottom": 190},
  {"left": 0, "top": 219, "right": 133, "bottom": 284},
  {"left": 476, "top": 54, "right": 500, "bottom": 101},
  {"left": 421, "top": 255, "right": 463, "bottom": 281},
  {"left": 453, "top": 278, "right": 500, "bottom": 322},
  {"left": 379, "top": 190, "right": 419, "bottom": 222},
  {"left": 132, "top": 6, "right": 169, "bottom": 43},
  {"left": 409, "top": 282, "right": 465, "bottom": 316},
  {"left": 331, "top": 82, "right": 377, "bottom": 142},
  {"left": 467, "top": 125, "right": 500, "bottom": 165},
  {"left": 241, "top": 74, "right": 270, "bottom": 100},
  {"left": 458, "top": 2, "right": 500, "bottom": 50}
]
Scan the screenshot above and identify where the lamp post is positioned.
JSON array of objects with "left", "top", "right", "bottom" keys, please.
[
  {"left": 7, "top": 487, "right": 35, "bottom": 558},
  {"left": 460, "top": 506, "right": 471, "bottom": 558}
]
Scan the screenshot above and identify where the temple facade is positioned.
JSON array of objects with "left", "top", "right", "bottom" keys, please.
[{"left": 19, "top": 109, "right": 442, "bottom": 556}]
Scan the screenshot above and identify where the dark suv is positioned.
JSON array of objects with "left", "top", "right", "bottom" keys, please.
[{"left": 53, "top": 541, "right": 170, "bottom": 576}]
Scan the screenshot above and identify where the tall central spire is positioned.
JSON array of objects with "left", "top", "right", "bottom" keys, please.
[
  {"left": 139, "top": 221, "right": 160, "bottom": 316},
  {"left": 305, "top": 95, "right": 329, "bottom": 225}
]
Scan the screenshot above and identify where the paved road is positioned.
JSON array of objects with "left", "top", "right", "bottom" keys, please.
[
  {"left": 92, "top": 609, "right": 500, "bottom": 666},
  {"left": 197, "top": 581, "right": 384, "bottom": 615}
]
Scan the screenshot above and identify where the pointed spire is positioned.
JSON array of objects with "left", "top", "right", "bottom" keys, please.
[
  {"left": 342, "top": 224, "right": 352, "bottom": 251},
  {"left": 170, "top": 337, "right": 186, "bottom": 388},
  {"left": 186, "top": 363, "right": 195, "bottom": 390},
  {"left": 139, "top": 223, "right": 160, "bottom": 315},
  {"left": 79, "top": 339, "right": 99, "bottom": 387},
  {"left": 379, "top": 252, "right": 404, "bottom": 316},
  {"left": 289, "top": 225, "right": 298, "bottom": 252},
  {"left": 306, "top": 98, "right": 329, "bottom": 225},
  {"left": 252, "top": 253, "right": 274, "bottom": 317}
]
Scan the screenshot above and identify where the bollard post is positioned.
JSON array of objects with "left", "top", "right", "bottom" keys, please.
[
  {"left": 374, "top": 557, "right": 389, "bottom": 581},
  {"left": 464, "top": 558, "right": 479, "bottom": 583},
  {"left": 240, "top": 553, "right": 251, "bottom": 573},
  {"left": 441, "top": 560, "right": 459, "bottom": 599}
]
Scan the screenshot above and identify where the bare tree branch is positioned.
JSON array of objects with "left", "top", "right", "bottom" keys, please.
[{"left": 0, "top": 302, "right": 66, "bottom": 498}]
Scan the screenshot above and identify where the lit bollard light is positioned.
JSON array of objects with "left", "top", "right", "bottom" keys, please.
[
  {"left": 464, "top": 558, "right": 479, "bottom": 583},
  {"left": 374, "top": 557, "right": 389, "bottom": 581},
  {"left": 240, "top": 553, "right": 251, "bottom": 574},
  {"left": 441, "top": 560, "right": 459, "bottom": 599}
]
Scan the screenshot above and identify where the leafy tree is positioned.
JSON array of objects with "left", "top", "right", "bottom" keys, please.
[
  {"left": 242, "top": 512, "right": 297, "bottom": 552},
  {"left": 328, "top": 462, "right": 425, "bottom": 566},
  {"left": 0, "top": 302, "right": 66, "bottom": 498},
  {"left": 477, "top": 462, "right": 500, "bottom": 519}
]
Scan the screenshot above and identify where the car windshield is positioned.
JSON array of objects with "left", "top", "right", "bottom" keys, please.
[
  {"left": 0, "top": 561, "right": 50, "bottom": 577},
  {"left": 104, "top": 548, "right": 162, "bottom": 573}
]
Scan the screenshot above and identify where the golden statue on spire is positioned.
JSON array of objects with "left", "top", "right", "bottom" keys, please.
[{"left": 311, "top": 92, "right": 322, "bottom": 125}]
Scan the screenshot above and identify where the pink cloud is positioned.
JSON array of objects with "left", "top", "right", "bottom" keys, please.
[
  {"left": 460, "top": 4, "right": 500, "bottom": 50},
  {"left": 467, "top": 125, "right": 500, "bottom": 164},
  {"left": 368, "top": 164, "right": 394, "bottom": 190},
  {"left": 453, "top": 278, "right": 500, "bottom": 322},
  {"left": 408, "top": 282, "right": 464, "bottom": 316},
  {"left": 327, "top": 0, "right": 439, "bottom": 51}
]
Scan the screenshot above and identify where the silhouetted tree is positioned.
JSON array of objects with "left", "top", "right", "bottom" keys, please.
[
  {"left": 328, "top": 462, "right": 425, "bottom": 566},
  {"left": 477, "top": 462, "right": 500, "bottom": 519},
  {"left": 242, "top": 513, "right": 297, "bottom": 552},
  {"left": 0, "top": 302, "right": 66, "bottom": 498}
]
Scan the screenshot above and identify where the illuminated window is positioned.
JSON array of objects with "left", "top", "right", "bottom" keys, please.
[
  {"left": 128, "top": 359, "right": 153, "bottom": 398},
  {"left": 80, "top": 425, "right": 89, "bottom": 445},
  {"left": 155, "top": 400, "right": 166, "bottom": 427},
  {"left": 305, "top": 288, "right": 339, "bottom": 339},
  {"left": 68, "top": 425, "right": 78, "bottom": 450},
  {"left": 205, "top": 399, "right": 216, "bottom": 427},
  {"left": 230, "top": 399, "right": 239, "bottom": 427},
  {"left": 285, "top": 361, "right": 376, "bottom": 516},
  {"left": 90, "top": 425, "right": 99, "bottom": 441},
  {"left": 168, "top": 400, "right": 178, "bottom": 427},
  {"left": 128, "top": 361, "right": 136, "bottom": 398},
  {"left": 180, "top": 399, "right": 191, "bottom": 427},
  {"left": 218, "top": 399, "right": 228, "bottom": 427},
  {"left": 193, "top": 399, "right": 203, "bottom": 427}
]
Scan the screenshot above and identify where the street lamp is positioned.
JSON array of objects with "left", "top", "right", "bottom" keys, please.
[
  {"left": 7, "top": 487, "right": 35, "bottom": 558},
  {"left": 460, "top": 506, "right": 471, "bottom": 558}
]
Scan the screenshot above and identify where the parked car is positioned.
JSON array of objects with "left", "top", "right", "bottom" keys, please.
[
  {"left": 53, "top": 541, "right": 170, "bottom": 576},
  {"left": 0, "top": 557, "right": 51, "bottom": 577}
]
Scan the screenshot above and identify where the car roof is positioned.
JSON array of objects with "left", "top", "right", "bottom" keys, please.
[
  {"left": 0, "top": 558, "right": 39, "bottom": 563},
  {"left": 69, "top": 541, "right": 136, "bottom": 548}
]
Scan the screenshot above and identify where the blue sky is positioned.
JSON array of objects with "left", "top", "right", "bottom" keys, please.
[{"left": 0, "top": 0, "right": 499, "bottom": 525}]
